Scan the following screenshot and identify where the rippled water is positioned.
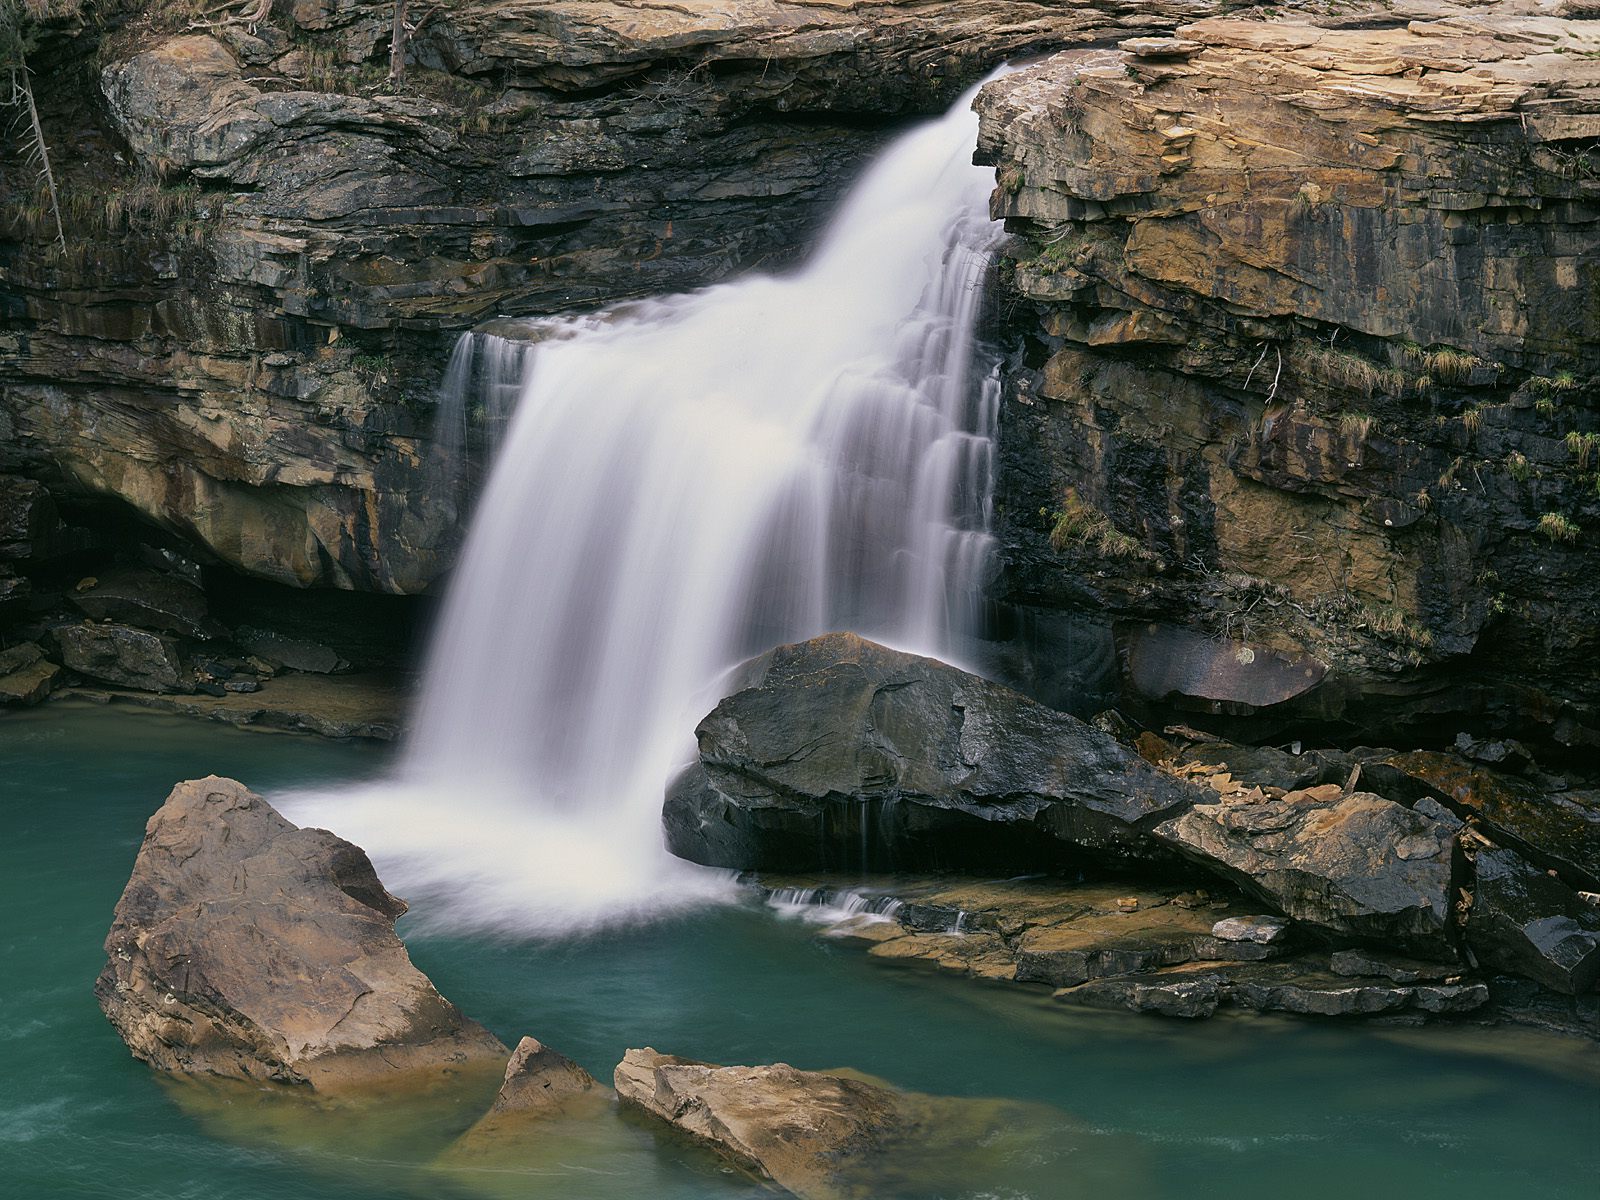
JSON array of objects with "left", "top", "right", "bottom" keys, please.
[{"left": 2, "top": 705, "right": 1596, "bottom": 1199}]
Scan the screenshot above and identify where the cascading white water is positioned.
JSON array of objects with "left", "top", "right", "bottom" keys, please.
[{"left": 284, "top": 83, "right": 1006, "bottom": 936}]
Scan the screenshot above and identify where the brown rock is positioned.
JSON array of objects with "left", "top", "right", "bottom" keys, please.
[
  {"left": 614, "top": 1049, "right": 903, "bottom": 1197},
  {"left": 96, "top": 777, "right": 507, "bottom": 1089},
  {"left": 488, "top": 1036, "right": 600, "bottom": 1116}
]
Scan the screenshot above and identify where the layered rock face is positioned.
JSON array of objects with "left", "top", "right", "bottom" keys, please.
[
  {"left": 1, "top": 0, "right": 1249, "bottom": 594},
  {"left": 975, "top": 12, "right": 1600, "bottom": 752},
  {"left": 97, "top": 776, "right": 508, "bottom": 1088}
]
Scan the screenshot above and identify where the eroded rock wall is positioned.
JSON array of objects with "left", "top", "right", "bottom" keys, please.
[
  {"left": 1, "top": 0, "right": 1249, "bottom": 593},
  {"left": 975, "top": 12, "right": 1600, "bottom": 752}
]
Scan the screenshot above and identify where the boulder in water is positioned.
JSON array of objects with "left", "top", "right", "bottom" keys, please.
[
  {"left": 0, "top": 642, "right": 60, "bottom": 705},
  {"left": 97, "top": 777, "right": 507, "bottom": 1089},
  {"left": 487, "top": 1036, "right": 601, "bottom": 1116},
  {"left": 664, "top": 633, "right": 1199, "bottom": 872},
  {"left": 614, "top": 1049, "right": 906, "bottom": 1198}
]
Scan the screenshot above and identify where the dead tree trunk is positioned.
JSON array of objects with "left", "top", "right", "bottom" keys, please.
[{"left": 388, "top": 0, "right": 407, "bottom": 82}]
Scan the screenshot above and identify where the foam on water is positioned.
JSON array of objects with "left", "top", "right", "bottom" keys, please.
[{"left": 282, "top": 80, "right": 1005, "bottom": 937}]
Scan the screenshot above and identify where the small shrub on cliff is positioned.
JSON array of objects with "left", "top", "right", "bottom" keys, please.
[
  {"left": 1338, "top": 411, "right": 1375, "bottom": 440},
  {"left": 1538, "top": 512, "right": 1579, "bottom": 543},
  {"left": 1565, "top": 431, "right": 1599, "bottom": 470},
  {"left": 1042, "top": 490, "right": 1149, "bottom": 561},
  {"left": 1505, "top": 451, "right": 1532, "bottom": 483}
]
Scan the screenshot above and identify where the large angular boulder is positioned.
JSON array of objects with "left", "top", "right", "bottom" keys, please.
[
  {"left": 55, "top": 622, "right": 190, "bottom": 693},
  {"left": 97, "top": 777, "right": 507, "bottom": 1089},
  {"left": 486, "top": 1036, "right": 601, "bottom": 1117},
  {"left": 664, "top": 633, "right": 1199, "bottom": 872},
  {"left": 1151, "top": 787, "right": 1459, "bottom": 957},
  {"left": 1466, "top": 847, "right": 1600, "bottom": 995}
]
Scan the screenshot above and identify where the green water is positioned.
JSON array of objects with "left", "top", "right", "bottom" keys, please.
[{"left": 2, "top": 703, "right": 1596, "bottom": 1200}]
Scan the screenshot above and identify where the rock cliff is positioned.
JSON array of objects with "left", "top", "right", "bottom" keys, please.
[
  {"left": 975, "top": 10, "right": 1600, "bottom": 753},
  {"left": 1, "top": 0, "right": 1247, "bottom": 593}
]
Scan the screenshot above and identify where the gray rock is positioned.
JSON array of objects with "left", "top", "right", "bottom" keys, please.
[
  {"left": 237, "top": 626, "right": 348, "bottom": 674},
  {"left": 1153, "top": 790, "right": 1458, "bottom": 957},
  {"left": 1211, "top": 915, "right": 1291, "bottom": 944},
  {"left": 96, "top": 777, "right": 507, "bottom": 1089},
  {"left": 1056, "top": 958, "right": 1490, "bottom": 1020},
  {"left": 664, "top": 633, "right": 1201, "bottom": 873},
  {"left": 1329, "top": 949, "right": 1458, "bottom": 985},
  {"left": 55, "top": 622, "right": 189, "bottom": 693},
  {"left": 1467, "top": 847, "right": 1600, "bottom": 995}
]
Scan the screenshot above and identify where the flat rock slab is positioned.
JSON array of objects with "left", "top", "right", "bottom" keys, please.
[
  {"left": 1055, "top": 957, "right": 1489, "bottom": 1020},
  {"left": 97, "top": 777, "right": 506, "bottom": 1089},
  {"left": 60, "top": 670, "right": 405, "bottom": 739},
  {"left": 761, "top": 874, "right": 1271, "bottom": 988},
  {"left": 614, "top": 1048, "right": 1080, "bottom": 1200}
]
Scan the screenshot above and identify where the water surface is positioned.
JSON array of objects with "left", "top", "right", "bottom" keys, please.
[{"left": 2, "top": 703, "right": 1595, "bottom": 1199}]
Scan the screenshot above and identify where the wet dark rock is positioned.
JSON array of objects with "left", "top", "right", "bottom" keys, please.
[
  {"left": 1329, "top": 949, "right": 1458, "bottom": 986},
  {"left": 664, "top": 633, "right": 1200, "bottom": 873},
  {"left": 96, "top": 777, "right": 506, "bottom": 1089},
  {"left": 236, "top": 627, "right": 349, "bottom": 675},
  {"left": 0, "top": 476, "right": 72, "bottom": 562},
  {"left": 0, "top": 643, "right": 59, "bottom": 705},
  {"left": 1055, "top": 958, "right": 1489, "bottom": 1020},
  {"left": 69, "top": 568, "right": 225, "bottom": 641},
  {"left": 1152, "top": 789, "right": 1458, "bottom": 956},
  {"left": 1125, "top": 624, "right": 1327, "bottom": 713},
  {"left": 223, "top": 679, "right": 261, "bottom": 694},
  {"left": 54, "top": 623, "right": 190, "bottom": 693},
  {"left": 1466, "top": 848, "right": 1600, "bottom": 995},
  {"left": 1365, "top": 751, "right": 1600, "bottom": 890}
]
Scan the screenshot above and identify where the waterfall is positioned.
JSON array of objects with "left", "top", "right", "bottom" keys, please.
[{"left": 284, "top": 82, "right": 1005, "bottom": 936}]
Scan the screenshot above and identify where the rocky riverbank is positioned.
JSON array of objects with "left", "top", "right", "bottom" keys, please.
[{"left": 671, "top": 633, "right": 1600, "bottom": 1032}]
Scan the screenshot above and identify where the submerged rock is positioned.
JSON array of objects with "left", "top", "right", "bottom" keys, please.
[
  {"left": 664, "top": 633, "right": 1199, "bottom": 872},
  {"left": 615, "top": 1048, "right": 902, "bottom": 1198},
  {"left": 1152, "top": 789, "right": 1458, "bottom": 957},
  {"left": 488, "top": 1037, "right": 601, "bottom": 1116},
  {"left": 55, "top": 622, "right": 190, "bottom": 693},
  {"left": 97, "top": 777, "right": 506, "bottom": 1089}
]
